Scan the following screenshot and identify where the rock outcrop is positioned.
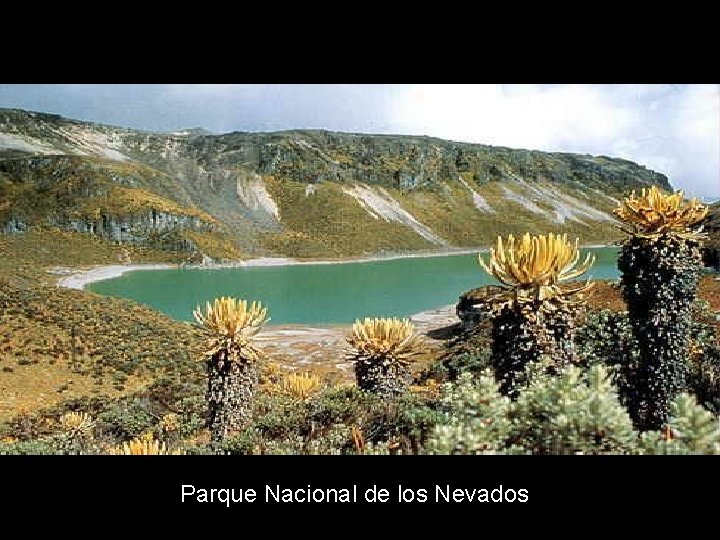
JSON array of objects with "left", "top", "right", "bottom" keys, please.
[
  {"left": 0, "top": 108, "right": 676, "bottom": 260},
  {"left": 456, "top": 285, "right": 505, "bottom": 330}
]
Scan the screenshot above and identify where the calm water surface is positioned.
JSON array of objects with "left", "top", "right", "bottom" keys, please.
[{"left": 87, "top": 247, "right": 620, "bottom": 325}]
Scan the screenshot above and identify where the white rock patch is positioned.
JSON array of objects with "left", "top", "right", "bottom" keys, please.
[
  {"left": 236, "top": 174, "right": 280, "bottom": 220},
  {"left": 500, "top": 185, "right": 545, "bottom": 214},
  {"left": 162, "top": 138, "right": 181, "bottom": 160},
  {"left": 293, "top": 138, "right": 339, "bottom": 164},
  {"left": 521, "top": 182, "right": 615, "bottom": 224},
  {"left": 0, "top": 133, "right": 57, "bottom": 154},
  {"left": 458, "top": 177, "right": 494, "bottom": 213},
  {"left": 51, "top": 126, "right": 129, "bottom": 161},
  {"left": 342, "top": 183, "right": 448, "bottom": 246},
  {"left": 500, "top": 181, "right": 617, "bottom": 224},
  {"left": 0, "top": 125, "right": 140, "bottom": 162}
]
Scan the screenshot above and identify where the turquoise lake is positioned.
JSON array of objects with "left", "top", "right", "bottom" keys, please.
[{"left": 86, "top": 247, "right": 620, "bottom": 325}]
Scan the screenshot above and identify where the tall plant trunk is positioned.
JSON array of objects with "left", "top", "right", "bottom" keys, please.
[
  {"left": 207, "top": 354, "right": 257, "bottom": 446},
  {"left": 354, "top": 360, "right": 411, "bottom": 398},
  {"left": 491, "top": 303, "right": 577, "bottom": 398},
  {"left": 619, "top": 235, "right": 703, "bottom": 430}
]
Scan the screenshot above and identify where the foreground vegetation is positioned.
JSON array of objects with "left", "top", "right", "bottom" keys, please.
[
  {"left": 1, "top": 187, "right": 720, "bottom": 455},
  {"left": 2, "top": 298, "right": 719, "bottom": 454}
]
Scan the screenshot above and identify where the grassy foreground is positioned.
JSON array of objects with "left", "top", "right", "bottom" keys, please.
[{"left": 0, "top": 227, "right": 719, "bottom": 454}]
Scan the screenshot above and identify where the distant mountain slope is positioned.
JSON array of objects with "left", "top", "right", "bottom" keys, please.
[{"left": 0, "top": 108, "right": 673, "bottom": 260}]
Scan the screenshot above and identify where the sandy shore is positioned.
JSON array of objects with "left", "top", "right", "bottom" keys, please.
[
  {"left": 55, "top": 248, "right": 487, "bottom": 289},
  {"left": 57, "top": 243, "right": 612, "bottom": 290},
  {"left": 238, "top": 242, "right": 611, "bottom": 267},
  {"left": 57, "top": 264, "right": 177, "bottom": 290},
  {"left": 239, "top": 247, "right": 486, "bottom": 267}
]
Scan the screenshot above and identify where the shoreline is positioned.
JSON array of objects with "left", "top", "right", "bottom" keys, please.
[
  {"left": 57, "top": 243, "right": 612, "bottom": 290},
  {"left": 57, "top": 264, "right": 178, "bottom": 290}
]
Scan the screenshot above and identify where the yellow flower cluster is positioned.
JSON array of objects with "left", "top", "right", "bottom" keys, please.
[
  {"left": 345, "top": 317, "right": 424, "bottom": 365},
  {"left": 110, "top": 436, "right": 185, "bottom": 455},
  {"left": 59, "top": 411, "right": 96, "bottom": 437},
  {"left": 478, "top": 233, "right": 595, "bottom": 308},
  {"left": 274, "top": 372, "right": 323, "bottom": 400},
  {"left": 193, "top": 297, "right": 268, "bottom": 362},
  {"left": 614, "top": 186, "right": 707, "bottom": 239}
]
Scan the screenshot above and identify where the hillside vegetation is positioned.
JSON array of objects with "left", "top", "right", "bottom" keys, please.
[{"left": 0, "top": 108, "right": 672, "bottom": 260}]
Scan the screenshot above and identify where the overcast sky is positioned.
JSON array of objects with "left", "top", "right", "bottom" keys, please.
[{"left": 0, "top": 84, "right": 717, "bottom": 199}]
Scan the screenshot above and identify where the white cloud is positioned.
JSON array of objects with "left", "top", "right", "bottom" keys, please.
[
  {"left": 390, "top": 84, "right": 633, "bottom": 149},
  {"left": 388, "top": 84, "right": 719, "bottom": 198}
]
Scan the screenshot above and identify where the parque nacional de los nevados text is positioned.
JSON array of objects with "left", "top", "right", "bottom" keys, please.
[{"left": 180, "top": 484, "right": 529, "bottom": 505}]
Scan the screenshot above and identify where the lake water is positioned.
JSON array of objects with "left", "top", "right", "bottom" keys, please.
[{"left": 87, "top": 247, "right": 620, "bottom": 325}]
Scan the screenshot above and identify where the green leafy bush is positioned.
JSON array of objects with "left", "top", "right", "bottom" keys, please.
[
  {"left": 253, "top": 393, "right": 310, "bottom": 440},
  {"left": 0, "top": 438, "right": 59, "bottom": 455},
  {"left": 426, "top": 371, "right": 512, "bottom": 455},
  {"left": 302, "top": 386, "right": 372, "bottom": 427},
  {"left": 444, "top": 349, "right": 492, "bottom": 380},
  {"left": 639, "top": 393, "right": 720, "bottom": 454},
  {"left": 221, "top": 428, "right": 265, "bottom": 455},
  {"left": 218, "top": 385, "right": 442, "bottom": 455},
  {"left": 97, "top": 398, "right": 157, "bottom": 440},
  {"left": 510, "top": 365, "right": 637, "bottom": 454},
  {"left": 577, "top": 302, "right": 720, "bottom": 415},
  {"left": 427, "top": 365, "right": 639, "bottom": 455},
  {"left": 576, "top": 310, "right": 634, "bottom": 369}
]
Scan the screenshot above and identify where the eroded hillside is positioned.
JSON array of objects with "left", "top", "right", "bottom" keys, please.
[{"left": 0, "top": 108, "right": 673, "bottom": 259}]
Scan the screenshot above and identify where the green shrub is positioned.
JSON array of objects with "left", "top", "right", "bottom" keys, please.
[
  {"left": 221, "top": 428, "right": 265, "bottom": 455},
  {"left": 639, "top": 393, "right": 720, "bottom": 454},
  {"left": 576, "top": 310, "right": 634, "bottom": 369},
  {"left": 216, "top": 385, "right": 443, "bottom": 455},
  {"left": 577, "top": 303, "right": 720, "bottom": 415},
  {"left": 171, "top": 396, "right": 207, "bottom": 438},
  {"left": 511, "top": 365, "right": 637, "bottom": 454},
  {"left": 354, "top": 393, "right": 442, "bottom": 453},
  {"left": 97, "top": 398, "right": 156, "bottom": 440},
  {"left": 305, "top": 386, "right": 379, "bottom": 428},
  {"left": 182, "top": 444, "right": 217, "bottom": 455},
  {"left": 576, "top": 310, "right": 636, "bottom": 409},
  {"left": 0, "top": 438, "right": 59, "bottom": 455},
  {"left": 426, "top": 371, "right": 513, "bottom": 455},
  {"left": 265, "top": 425, "right": 351, "bottom": 455},
  {"left": 438, "top": 322, "right": 493, "bottom": 381},
  {"left": 667, "top": 394, "right": 720, "bottom": 453},
  {"left": 444, "top": 349, "right": 492, "bottom": 380},
  {"left": 253, "top": 392, "right": 310, "bottom": 439}
]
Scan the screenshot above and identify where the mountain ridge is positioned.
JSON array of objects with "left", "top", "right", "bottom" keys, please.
[
  {"left": 0, "top": 108, "right": 673, "bottom": 160},
  {"left": 0, "top": 107, "right": 673, "bottom": 260}
]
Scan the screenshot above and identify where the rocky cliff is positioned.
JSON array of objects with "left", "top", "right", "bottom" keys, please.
[{"left": 0, "top": 108, "right": 674, "bottom": 260}]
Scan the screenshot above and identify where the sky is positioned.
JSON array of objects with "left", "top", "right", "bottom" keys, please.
[{"left": 0, "top": 84, "right": 717, "bottom": 199}]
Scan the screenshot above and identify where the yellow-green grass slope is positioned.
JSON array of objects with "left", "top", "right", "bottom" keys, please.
[
  {"left": 0, "top": 230, "right": 204, "bottom": 422},
  {"left": 260, "top": 176, "right": 623, "bottom": 258}
]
